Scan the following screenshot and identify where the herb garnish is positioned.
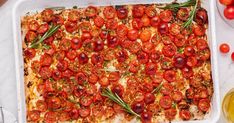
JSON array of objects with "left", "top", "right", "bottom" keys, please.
[
  {"left": 30, "top": 25, "right": 60, "bottom": 48},
  {"left": 151, "top": 82, "right": 163, "bottom": 94},
  {"left": 102, "top": 88, "right": 140, "bottom": 117}
]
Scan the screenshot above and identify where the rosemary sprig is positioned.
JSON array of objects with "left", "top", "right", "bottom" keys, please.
[
  {"left": 161, "top": 0, "right": 196, "bottom": 10},
  {"left": 102, "top": 88, "right": 140, "bottom": 117},
  {"left": 182, "top": 0, "right": 199, "bottom": 28},
  {"left": 151, "top": 82, "right": 163, "bottom": 94},
  {"left": 30, "top": 25, "right": 60, "bottom": 48}
]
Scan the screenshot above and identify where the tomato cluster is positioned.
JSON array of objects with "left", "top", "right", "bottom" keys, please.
[
  {"left": 24, "top": 4, "right": 212, "bottom": 123},
  {"left": 219, "top": 0, "right": 234, "bottom": 19}
]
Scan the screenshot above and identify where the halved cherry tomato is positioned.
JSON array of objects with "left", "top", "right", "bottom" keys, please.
[
  {"left": 78, "top": 52, "right": 89, "bottom": 64},
  {"left": 182, "top": 67, "right": 194, "bottom": 78},
  {"left": 41, "top": 9, "right": 54, "bottom": 22},
  {"left": 85, "top": 6, "right": 97, "bottom": 17},
  {"left": 116, "top": 7, "right": 128, "bottom": 19},
  {"left": 150, "top": 50, "right": 161, "bottom": 63},
  {"left": 186, "top": 88, "right": 194, "bottom": 99},
  {"left": 52, "top": 69, "right": 61, "bottom": 80},
  {"left": 173, "top": 54, "right": 186, "bottom": 68},
  {"left": 28, "top": 20, "right": 39, "bottom": 31},
  {"left": 162, "top": 45, "right": 176, "bottom": 57},
  {"left": 140, "top": 29, "right": 151, "bottom": 42},
  {"left": 99, "top": 76, "right": 110, "bottom": 86},
  {"left": 91, "top": 53, "right": 104, "bottom": 65},
  {"left": 71, "top": 37, "right": 82, "bottom": 50},
  {"left": 108, "top": 72, "right": 120, "bottom": 82},
  {"left": 24, "top": 48, "right": 36, "bottom": 59},
  {"left": 79, "top": 108, "right": 90, "bottom": 118},
  {"left": 79, "top": 22, "right": 91, "bottom": 32},
  {"left": 150, "top": 16, "right": 160, "bottom": 27},
  {"left": 105, "top": 19, "right": 118, "bottom": 30},
  {"left": 198, "top": 99, "right": 210, "bottom": 112},
  {"left": 44, "top": 36, "right": 54, "bottom": 45},
  {"left": 31, "top": 60, "right": 41, "bottom": 73},
  {"left": 27, "top": 110, "right": 40, "bottom": 122},
  {"left": 44, "top": 111, "right": 57, "bottom": 123},
  {"left": 142, "top": 42, "right": 154, "bottom": 53},
  {"left": 133, "top": 91, "right": 145, "bottom": 102},
  {"left": 132, "top": 18, "right": 143, "bottom": 30},
  {"left": 177, "top": 8, "right": 190, "bottom": 21},
  {"left": 196, "top": 39, "right": 208, "bottom": 50},
  {"left": 103, "top": 6, "right": 116, "bottom": 19},
  {"left": 57, "top": 60, "right": 68, "bottom": 72},
  {"left": 75, "top": 72, "right": 88, "bottom": 85},
  {"left": 145, "top": 5, "right": 156, "bottom": 18},
  {"left": 39, "top": 67, "right": 52, "bottom": 79},
  {"left": 88, "top": 74, "right": 99, "bottom": 84},
  {"left": 219, "top": 43, "right": 230, "bottom": 53},
  {"left": 26, "top": 31, "right": 37, "bottom": 42},
  {"left": 193, "top": 25, "right": 206, "bottom": 36},
  {"left": 163, "top": 70, "right": 176, "bottom": 82},
  {"left": 47, "top": 97, "right": 61, "bottom": 110},
  {"left": 52, "top": 15, "right": 64, "bottom": 25},
  {"left": 65, "top": 21, "right": 78, "bottom": 33},
  {"left": 54, "top": 50, "right": 65, "bottom": 61},
  {"left": 144, "top": 93, "right": 155, "bottom": 104},
  {"left": 161, "top": 35, "right": 173, "bottom": 45},
  {"left": 115, "top": 49, "right": 128, "bottom": 62},
  {"left": 36, "top": 100, "right": 47, "bottom": 111},
  {"left": 160, "top": 10, "right": 173, "bottom": 22},
  {"left": 116, "top": 24, "right": 128, "bottom": 38},
  {"left": 127, "top": 29, "right": 139, "bottom": 41},
  {"left": 169, "top": 23, "right": 181, "bottom": 35},
  {"left": 141, "top": 15, "right": 150, "bottom": 27},
  {"left": 165, "top": 108, "right": 177, "bottom": 121},
  {"left": 161, "top": 82, "right": 174, "bottom": 96},
  {"left": 70, "top": 108, "right": 79, "bottom": 120},
  {"left": 184, "top": 46, "right": 195, "bottom": 56},
  {"left": 81, "top": 32, "right": 92, "bottom": 41},
  {"left": 132, "top": 5, "right": 145, "bottom": 18},
  {"left": 161, "top": 57, "right": 173, "bottom": 70},
  {"left": 172, "top": 91, "right": 183, "bottom": 102},
  {"left": 137, "top": 51, "right": 149, "bottom": 64},
  {"left": 80, "top": 95, "right": 93, "bottom": 107},
  {"left": 159, "top": 96, "right": 172, "bottom": 109},
  {"left": 145, "top": 62, "right": 157, "bottom": 75},
  {"left": 68, "top": 10, "right": 80, "bottom": 22},
  {"left": 94, "top": 16, "right": 105, "bottom": 28},
  {"left": 66, "top": 50, "right": 76, "bottom": 60},
  {"left": 59, "top": 112, "right": 70, "bottom": 121},
  {"left": 179, "top": 110, "right": 191, "bottom": 120},
  {"left": 131, "top": 101, "right": 145, "bottom": 114},
  {"left": 186, "top": 56, "right": 197, "bottom": 67}
]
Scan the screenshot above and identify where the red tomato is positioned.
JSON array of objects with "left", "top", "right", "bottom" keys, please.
[
  {"left": 57, "top": 60, "right": 68, "bottom": 72},
  {"left": 65, "top": 21, "right": 78, "bottom": 33},
  {"left": 81, "top": 32, "right": 92, "bottom": 41},
  {"left": 141, "top": 15, "right": 151, "bottom": 27},
  {"left": 145, "top": 62, "right": 157, "bottom": 75},
  {"left": 36, "top": 100, "right": 47, "bottom": 111},
  {"left": 159, "top": 96, "right": 172, "bottom": 109},
  {"left": 160, "top": 57, "right": 173, "bottom": 70},
  {"left": 137, "top": 51, "right": 149, "bottom": 64},
  {"left": 127, "top": 29, "right": 139, "bottom": 41},
  {"left": 116, "top": 24, "right": 128, "bottom": 38},
  {"left": 195, "top": 8, "right": 208, "bottom": 25},
  {"left": 94, "top": 16, "right": 105, "bottom": 28},
  {"left": 172, "top": 91, "right": 183, "bottom": 102},
  {"left": 165, "top": 108, "right": 177, "bottom": 121},
  {"left": 47, "top": 97, "right": 61, "bottom": 110},
  {"left": 44, "top": 111, "right": 57, "bottom": 123},
  {"left": 52, "top": 15, "right": 64, "bottom": 25},
  {"left": 79, "top": 22, "right": 91, "bottom": 32},
  {"left": 108, "top": 72, "right": 120, "bottom": 82},
  {"left": 39, "top": 67, "right": 52, "bottom": 79},
  {"left": 24, "top": 48, "right": 36, "bottom": 59},
  {"left": 41, "top": 9, "right": 54, "bottom": 22},
  {"left": 142, "top": 42, "right": 154, "bottom": 53},
  {"left": 80, "top": 96, "right": 93, "bottom": 107},
  {"left": 44, "top": 36, "right": 54, "bottom": 45},
  {"left": 99, "top": 76, "right": 110, "bottom": 86},
  {"left": 107, "top": 35, "right": 119, "bottom": 48},
  {"left": 163, "top": 70, "right": 176, "bottom": 82},
  {"left": 133, "top": 91, "right": 144, "bottom": 102},
  {"left": 174, "top": 38, "right": 186, "bottom": 47},
  {"left": 145, "top": 6, "right": 156, "bottom": 18},
  {"left": 54, "top": 50, "right": 65, "bottom": 61},
  {"left": 58, "top": 112, "right": 70, "bottom": 121},
  {"left": 198, "top": 99, "right": 210, "bottom": 112},
  {"left": 186, "top": 88, "right": 194, "bottom": 99},
  {"left": 28, "top": 20, "right": 39, "bottom": 31},
  {"left": 232, "top": 52, "right": 234, "bottom": 61},
  {"left": 68, "top": 10, "right": 80, "bottom": 22},
  {"left": 75, "top": 72, "right": 88, "bottom": 85},
  {"left": 193, "top": 25, "right": 205, "bottom": 36},
  {"left": 173, "top": 54, "right": 186, "bottom": 68},
  {"left": 88, "top": 74, "right": 99, "bottom": 84},
  {"left": 115, "top": 49, "right": 128, "bottom": 62},
  {"left": 158, "top": 22, "right": 169, "bottom": 34},
  {"left": 151, "top": 33, "right": 161, "bottom": 46},
  {"left": 226, "top": 7, "right": 234, "bottom": 19},
  {"left": 162, "top": 45, "right": 176, "bottom": 57},
  {"left": 219, "top": 0, "right": 234, "bottom": 5},
  {"left": 131, "top": 101, "right": 145, "bottom": 114},
  {"left": 66, "top": 50, "right": 77, "bottom": 60},
  {"left": 177, "top": 8, "right": 190, "bottom": 21},
  {"left": 100, "top": 30, "right": 108, "bottom": 39},
  {"left": 184, "top": 46, "right": 195, "bottom": 56},
  {"left": 105, "top": 19, "right": 118, "bottom": 30},
  {"left": 91, "top": 53, "right": 104, "bottom": 65},
  {"left": 111, "top": 84, "right": 124, "bottom": 97},
  {"left": 132, "top": 5, "right": 145, "bottom": 18},
  {"left": 179, "top": 110, "right": 191, "bottom": 120},
  {"left": 186, "top": 56, "right": 197, "bottom": 67},
  {"left": 93, "top": 39, "right": 104, "bottom": 51},
  {"left": 78, "top": 52, "right": 89, "bottom": 64},
  {"left": 132, "top": 18, "right": 143, "bottom": 30},
  {"left": 141, "top": 111, "right": 153, "bottom": 123},
  {"left": 196, "top": 39, "right": 208, "bottom": 50},
  {"left": 116, "top": 7, "right": 128, "bottom": 19},
  {"left": 103, "top": 6, "right": 116, "bottom": 19},
  {"left": 160, "top": 10, "right": 173, "bottom": 22},
  {"left": 219, "top": 43, "right": 230, "bottom": 53},
  {"left": 182, "top": 67, "right": 194, "bottom": 78},
  {"left": 26, "top": 31, "right": 37, "bottom": 42},
  {"left": 169, "top": 23, "right": 181, "bottom": 35},
  {"left": 144, "top": 93, "right": 155, "bottom": 104},
  {"left": 79, "top": 108, "right": 90, "bottom": 118},
  {"left": 70, "top": 108, "right": 79, "bottom": 120},
  {"left": 71, "top": 37, "right": 82, "bottom": 50},
  {"left": 85, "top": 6, "right": 97, "bottom": 17},
  {"left": 150, "top": 50, "right": 161, "bottom": 63},
  {"left": 27, "top": 110, "right": 40, "bottom": 122},
  {"left": 150, "top": 16, "right": 160, "bottom": 27},
  {"left": 140, "top": 29, "right": 152, "bottom": 42},
  {"left": 31, "top": 60, "right": 41, "bottom": 73}
]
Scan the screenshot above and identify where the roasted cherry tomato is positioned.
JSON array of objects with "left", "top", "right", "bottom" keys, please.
[
  {"left": 165, "top": 108, "right": 177, "bottom": 121},
  {"left": 79, "top": 108, "right": 91, "bottom": 118},
  {"left": 41, "top": 9, "right": 54, "bottom": 22},
  {"left": 140, "top": 29, "right": 152, "bottom": 42},
  {"left": 24, "top": 48, "right": 36, "bottom": 59},
  {"left": 103, "top": 6, "right": 116, "bottom": 19},
  {"left": 163, "top": 70, "right": 176, "bottom": 82},
  {"left": 177, "top": 8, "right": 190, "bottom": 21},
  {"left": 68, "top": 10, "right": 80, "bottom": 22},
  {"left": 127, "top": 29, "right": 139, "bottom": 41},
  {"left": 158, "top": 22, "right": 169, "bottom": 34},
  {"left": 131, "top": 101, "right": 145, "bottom": 114},
  {"left": 28, "top": 20, "right": 39, "bottom": 31},
  {"left": 132, "top": 18, "right": 143, "bottom": 30},
  {"left": 173, "top": 54, "right": 186, "bottom": 68},
  {"left": 111, "top": 84, "right": 124, "bottom": 97},
  {"left": 195, "top": 8, "right": 208, "bottom": 25},
  {"left": 94, "top": 16, "right": 105, "bottom": 28},
  {"left": 145, "top": 5, "right": 156, "bottom": 18},
  {"left": 162, "top": 45, "right": 176, "bottom": 57},
  {"left": 196, "top": 39, "right": 208, "bottom": 50},
  {"left": 184, "top": 46, "right": 195, "bottom": 56},
  {"left": 27, "top": 110, "right": 40, "bottom": 122},
  {"left": 141, "top": 111, "right": 153, "bottom": 123},
  {"left": 57, "top": 60, "right": 68, "bottom": 72},
  {"left": 182, "top": 67, "right": 194, "bottom": 78},
  {"left": 39, "top": 67, "right": 52, "bottom": 79},
  {"left": 144, "top": 93, "right": 155, "bottom": 104},
  {"left": 160, "top": 10, "right": 173, "bottom": 22},
  {"left": 105, "top": 19, "right": 118, "bottom": 30},
  {"left": 145, "top": 62, "right": 157, "bottom": 75},
  {"left": 137, "top": 51, "right": 149, "bottom": 64},
  {"left": 85, "top": 6, "right": 97, "bottom": 17},
  {"left": 80, "top": 95, "right": 93, "bottom": 107},
  {"left": 26, "top": 31, "right": 37, "bottom": 42},
  {"left": 159, "top": 96, "right": 172, "bottom": 109},
  {"left": 117, "top": 7, "right": 128, "bottom": 19},
  {"left": 65, "top": 21, "right": 78, "bottom": 33},
  {"left": 71, "top": 37, "right": 82, "bottom": 50},
  {"left": 78, "top": 52, "right": 89, "bottom": 64},
  {"left": 132, "top": 5, "right": 145, "bottom": 18},
  {"left": 179, "top": 110, "right": 191, "bottom": 120},
  {"left": 150, "top": 16, "right": 160, "bottom": 27},
  {"left": 44, "top": 111, "right": 57, "bottom": 123},
  {"left": 172, "top": 91, "right": 183, "bottom": 102},
  {"left": 198, "top": 99, "right": 210, "bottom": 112},
  {"left": 116, "top": 24, "right": 128, "bottom": 38}
]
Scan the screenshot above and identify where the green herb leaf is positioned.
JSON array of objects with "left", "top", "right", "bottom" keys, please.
[
  {"left": 151, "top": 82, "right": 163, "bottom": 94},
  {"left": 161, "top": 0, "right": 196, "bottom": 10},
  {"left": 30, "top": 25, "right": 60, "bottom": 48},
  {"left": 182, "top": 0, "right": 199, "bottom": 28},
  {"left": 46, "top": 7, "right": 65, "bottom": 10},
  {"left": 102, "top": 88, "right": 140, "bottom": 117}
]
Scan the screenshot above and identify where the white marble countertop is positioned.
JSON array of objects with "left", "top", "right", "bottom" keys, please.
[{"left": 0, "top": 0, "right": 233, "bottom": 123}]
